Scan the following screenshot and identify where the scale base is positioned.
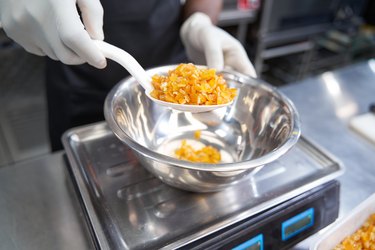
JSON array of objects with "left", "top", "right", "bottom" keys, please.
[{"left": 185, "top": 180, "right": 339, "bottom": 250}]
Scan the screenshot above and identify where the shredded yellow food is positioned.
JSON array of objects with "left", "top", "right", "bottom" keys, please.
[
  {"left": 175, "top": 139, "right": 221, "bottom": 164},
  {"left": 194, "top": 130, "right": 201, "bottom": 140},
  {"left": 335, "top": 213, "right": 375, "bottom": 250},
  {"left": 150, "top": 63, "right": 237, "bottom": 105}
]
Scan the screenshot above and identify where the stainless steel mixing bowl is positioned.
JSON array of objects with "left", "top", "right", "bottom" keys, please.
[{"left": 104, "top": 65, "right": 301, "bottom": 192}]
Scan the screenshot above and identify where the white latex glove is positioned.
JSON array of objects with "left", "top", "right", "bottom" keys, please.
[
  {"left": 0, "top": 0, "right": 106, "bottom": 68},
  {"left": 180, "top": 12, "right": 257, "bottom": 77}
]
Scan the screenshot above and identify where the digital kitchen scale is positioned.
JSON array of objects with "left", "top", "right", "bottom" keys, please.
[{"left": 63, "top": 122, "right": 344, "bottom": 250}]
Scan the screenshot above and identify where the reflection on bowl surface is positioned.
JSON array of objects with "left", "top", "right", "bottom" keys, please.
[{"left": 105, "top": 66, "right": 301, "bottom": 192}]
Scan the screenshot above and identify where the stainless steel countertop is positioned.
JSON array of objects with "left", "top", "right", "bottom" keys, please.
[
  {"left": 0, "top": 153, "right": 94, "bottom": 250},
  {"left": 1, "top": 60, "right": 375, "bottom": 249},
  {"left": 283, "top": 60, "right": 375, "bottom": 215},
  {"left": 287, "top": 60, "right": 375, "bottom": 249}
]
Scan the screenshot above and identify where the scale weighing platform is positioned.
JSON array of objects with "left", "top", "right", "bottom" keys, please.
[{"left": 63, "top": 122, "right": 344, "bottom": 250}]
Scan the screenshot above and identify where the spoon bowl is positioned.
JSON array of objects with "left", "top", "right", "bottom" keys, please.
[{"left": 95, "top": 40, "right": 234, "bottom": 113}]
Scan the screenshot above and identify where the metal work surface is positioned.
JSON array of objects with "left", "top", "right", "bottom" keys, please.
[
  {"left": 0, "top": 153, "right": 94, "bottom": 250},
  {"left": 63, "top": 122, "right": 342, "bottom": 250},
  {"left": 282, "top": 60, "right": 375, "bottom": 216},
  {"left": 285, "top": 60, "right": 375, "bottom": 249}
]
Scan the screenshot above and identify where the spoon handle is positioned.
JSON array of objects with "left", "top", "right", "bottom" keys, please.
[{"left": 94, "top": 40, "right": 153, "bottom": 92}]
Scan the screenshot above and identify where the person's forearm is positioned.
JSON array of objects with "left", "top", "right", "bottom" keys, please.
[{"left": 183, "top": 0, "right": 223, "bottom": 24}]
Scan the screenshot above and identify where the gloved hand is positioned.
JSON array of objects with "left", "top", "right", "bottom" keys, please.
[
  {"left": 180, "top": 12, "right": 257, "bottom": 77},
  {"left": 0, "top": 0, "right": 106, "bottom": 68}
]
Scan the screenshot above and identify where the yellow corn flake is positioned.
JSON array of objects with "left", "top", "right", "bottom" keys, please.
[
  {"left": 335, "top": 213, "right": 375, "bottom": 250},
  {"left": 150, "top": 63, "right": 237, "bottom": 105},
  {"left": 175, "top": 140, "right": 221, "bottom": 164}
]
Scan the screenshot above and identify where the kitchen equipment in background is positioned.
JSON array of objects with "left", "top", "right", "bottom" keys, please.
[
  {"left": 254, "top": 0, "right": 370, "bottom": 85},
  {"left": 63, "top": 122, "right": 344, "bottom": 250},
  {"left": 219, "top": 0, "right": 259, "bottom": 45}
]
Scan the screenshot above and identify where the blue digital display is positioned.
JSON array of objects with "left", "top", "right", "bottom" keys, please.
[
  {"left": 232, "top": 234, "right": 263, "bottom": 250},
  {"left": 282, "top": 208, "right": 314, "bottom": 241}
]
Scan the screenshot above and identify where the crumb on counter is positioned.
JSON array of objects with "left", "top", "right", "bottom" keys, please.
[{"left": 194, "top": 130, "right": 201, "bottom": 140}]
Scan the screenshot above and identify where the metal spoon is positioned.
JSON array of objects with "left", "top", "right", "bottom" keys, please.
[{"left": 94, "top": 40, "right": 233, "bottom": 113}]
